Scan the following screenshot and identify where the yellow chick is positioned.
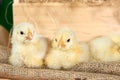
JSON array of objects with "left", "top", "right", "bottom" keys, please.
[
  {"left": 90, "top": 36, "right": 120, "bottom": 62},
  {"left": 9, "top": 22, "right": 48, "bottom": 68},
  {"left": 108, "top": 34, "right": 120, "bottom": 44},
  {"left": 45, "top": 28, "right": 89, "bottom": 69}
]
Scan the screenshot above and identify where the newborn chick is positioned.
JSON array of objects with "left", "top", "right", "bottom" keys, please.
[
  {"left": 9, "top": 22, "right": 47, "bottom": 68},
  {"left": 90, "top": 36, "right": 120, "bottom": 62},
  {"left": 45, "top": 28, "right": 89, "bottom": 69}
]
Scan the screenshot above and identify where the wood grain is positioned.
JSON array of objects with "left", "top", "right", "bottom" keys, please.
[
  {"left": 0, "top": 78, "right": 10, "bottom": 80},
  {"left": 13, "top": 3, "right": 120, "bottom": 42}
]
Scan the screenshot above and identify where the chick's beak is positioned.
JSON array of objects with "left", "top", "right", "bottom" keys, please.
[
  {"left": 58, "top": 37, "right": 65, "bottom": 48},
  {"left": 26, "top": 32, "right": 33, "bottom": 40}
]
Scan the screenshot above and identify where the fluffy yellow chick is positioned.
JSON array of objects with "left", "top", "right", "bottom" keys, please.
[
  {"left": 90, "top": 36, "right": 120, "bottom": 62},
  {"left": 108, "top": 34, "right": 120, "bottom": 44},
  {"left": 45, "top": 28, "right": 89, "bottom": 69},
  {"left": 9, "top": 22, "right": 47, "bottom": 68}
]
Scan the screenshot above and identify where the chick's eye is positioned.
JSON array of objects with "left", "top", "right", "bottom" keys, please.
[
  {"left": 55, "top": 39, "right": 57, "bottom": 42},
  {"left": 20, "top": 31, "right": 24, "bottom": 35},
  {"left": 67, "top": 39, "right": 70, "bottom": 42}
]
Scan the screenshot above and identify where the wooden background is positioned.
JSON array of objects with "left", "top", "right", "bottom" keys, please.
[{"left": 13, "top": 0, "right": 120, "bottom": 42}]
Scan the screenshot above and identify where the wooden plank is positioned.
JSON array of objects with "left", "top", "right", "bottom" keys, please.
[
  {"left": 0, "top": 78, "right": 10, "bottom": 80},
  {"left": 13, "top": 3, "right": 120, "bottom": 41}
]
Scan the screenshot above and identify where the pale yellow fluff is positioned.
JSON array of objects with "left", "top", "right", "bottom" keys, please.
[
  {"left": 45, "top": 28, "right": 89, "bottom": 69},
  {"left": 90, "top": 36, "right": 120, "bottom": 62},
  {"left": 9, "top": 22, "right": 47, "bottom": 68},
  {"left": 108, "top": 34, "right": 120, "bottom": 44}
]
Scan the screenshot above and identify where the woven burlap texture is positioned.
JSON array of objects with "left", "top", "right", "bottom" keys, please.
[{"left": 0, "top": 45, "right": 120, "bottom": 80}]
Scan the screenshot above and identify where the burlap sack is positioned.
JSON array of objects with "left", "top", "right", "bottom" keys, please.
[
  {"left": 0, "top": 45, "right": 120, "bottom": 79},
  {"left": 72, "top": 62, "right": 120, "bottom": 76},
  {"left": 0, "top": 45, "right": 10, "bottom": 63},
  {"left": 0, "top": 63, "right": 120, "bottom": 80}
]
